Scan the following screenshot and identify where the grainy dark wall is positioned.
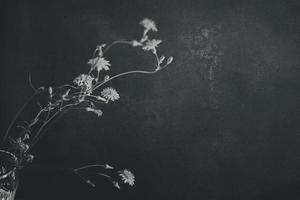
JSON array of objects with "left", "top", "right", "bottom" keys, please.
[{"left": 1, "top": 0, "right": 299, "bottom": 199}]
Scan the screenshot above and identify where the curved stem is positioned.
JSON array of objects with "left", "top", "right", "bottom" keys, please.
[
  {"left": 29, "top": 102, "right": 81, "bottom": 148},
  {"left": 74, "top": 164, "right": 107, "bottom": 171},
  {"left": 92, "top": 65, "right": 169, "bottom": 92},
  {"left": 73, "top": 170, "right": 96, "bottom": 187},
  {"left": 103, "top": 40, "right": 132, "bottom": 54},
  {"left": 1, "top": 90, "right": 42, "bottom": 147}
]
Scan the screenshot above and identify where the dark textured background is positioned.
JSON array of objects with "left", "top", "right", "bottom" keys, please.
[{"left": 1, "top": 0, "right": 300, "bottom": 199}]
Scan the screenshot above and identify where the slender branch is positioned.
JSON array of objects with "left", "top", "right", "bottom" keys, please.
[
  {"left": 73, "top": 164, "right": 114, "bottom": 188},
  {"left": 74, "top": 164, "right": 107, "bottom": 171},
  {"left": 55, "top": 84, "right": 79, "bottom": 90},
  {"left": 29, "top": 102, "right": 81, "bottom": 147},
  {"left": 28, "top": 73, "right": 37, "bottom": 92},
  {"left": 28, "top": 106, "right": 49, "bottom": 128},
  {"left": 103, "top": 40, "right": 132, "bottom": 54},
  {"left": 1, "top": 90, "right": 42, "bottom": 147},
  {"left": 73, "top": 170, "right": 96, "bottom": 187},
  {"left": 92, "top": 65, "right": 169, "bottom": 92}
]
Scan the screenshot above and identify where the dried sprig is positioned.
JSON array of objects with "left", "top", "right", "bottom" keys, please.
[{"left": 1, "top": 17, "right": 174, "bottom": 189}]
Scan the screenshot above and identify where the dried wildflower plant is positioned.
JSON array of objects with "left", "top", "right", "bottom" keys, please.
[{"left": 0, "top": 18, "right": 173, "bottom": 190}]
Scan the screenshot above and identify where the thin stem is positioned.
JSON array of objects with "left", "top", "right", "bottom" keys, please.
[
  {"left": 1, "top": 90, "right": 42, "bottom": 147},
  {"left": 74, "top": 164, "right": 107, "bottom": 171},
  {"left": 92, "top": 65, "right": 169, "bottom": 92},
  {"left": 103, "top": 40, "right": 132, "bottom": 54},
  {"left": 55, "top": 84, "right": 79, "bottom": 90},
  {"left": 28, "top": 106, "right": 48, "bottom": 128},
  {"left": 28, "top": 73, "right": 37, "bottom": 92},
  {"left": 97, "top": 173, "right": 111, "bottom": 179},
  {"left": 73, "top": 170, "right": 95, "bottom": 187},
  {"left": 30, "top": 102, "right": 81, "bottom": 147}
]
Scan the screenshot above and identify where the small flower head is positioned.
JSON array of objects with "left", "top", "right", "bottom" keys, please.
[
  {"left": 119, "top": 169, "right": 135, "bottom": 186},
  {"left": 88, "top": 57, "right": 111, "bottom": 72},
  {"left": 101, "top": 87, "right": 120, "bottom": 102},
  {"left": 140, "top": 18, "right": 158, "bottom": 32},
  {"left": 142, "top": 39, "right": 162, "bottom": 52},
  {"left": 73, "top": 74, "right": 94, "bottom": 92}
]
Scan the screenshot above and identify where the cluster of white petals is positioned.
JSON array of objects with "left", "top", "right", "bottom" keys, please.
[
  {"left": 140, "top": 18, "right": 158, "bottom": 32},
  {"left": 142, "top": 39, "right": 162, "bottom": 52},
  {"left": 101, "top": 87, "right": 120, "bottom": 102},
  {"left": 73, "top": 74, "right": 94, "bottom": 91},
  {"left": 119, "top": 169, "right": 135, "bottom": 186},
  {"left": 88, "top": 57, "right": 111, "bottom": 72}
]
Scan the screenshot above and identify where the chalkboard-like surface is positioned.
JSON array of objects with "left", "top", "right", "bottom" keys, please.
[{"left": 1, "top": 0, "right": 299, "bottom": 199}]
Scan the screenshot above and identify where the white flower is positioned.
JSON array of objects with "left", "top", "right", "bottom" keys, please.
[
  {"left": 88, "top": 57, "right": 111, "bottom": 72},
  {"left": 140, "top": 18, "right": 158, "bottom": 32},
  {"left": 101, "top": 87, "right": 120, "bottom": 102},
  {"left": 85, "top": 107, "right": 103, "bottom": 117},
  {"left": 119, "top": 169, "right": 135, "bottom": 186},
  {"left": 73, "top": 74, "right": 94, "bottom": 93},
  {"left": 142, "top": 39, "right": 162, "bottom": 52}
]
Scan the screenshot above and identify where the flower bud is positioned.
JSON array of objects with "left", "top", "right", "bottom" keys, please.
[{"left": 167, "top": 56, "right": 174, "bottom": 65}]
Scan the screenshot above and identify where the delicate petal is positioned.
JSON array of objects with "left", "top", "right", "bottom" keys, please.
[
  {"left": 101, "top": 87, "right": 120, "bottom": 102},
  {"left": 118, "top": 169, "right": 135, "bottom": 186}
]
